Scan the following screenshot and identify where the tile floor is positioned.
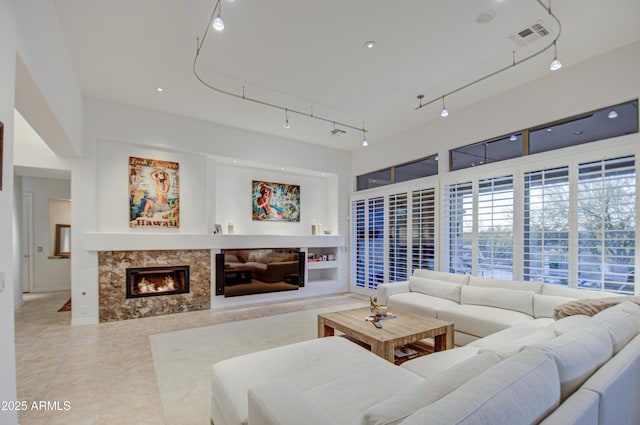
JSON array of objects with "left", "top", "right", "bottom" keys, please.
[{"left": 14, "top": 291, "right": 365, "bottom": 425}]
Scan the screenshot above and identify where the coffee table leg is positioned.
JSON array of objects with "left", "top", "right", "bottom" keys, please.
[
  {"left": 371, "top": 340, "right": 395, "bottom": 363},
  {"left": 317, "top": 317, "right": 334, "bottom": 337},
  {"left": 433, "top": 326, "right": 454, "bottom": 351}
]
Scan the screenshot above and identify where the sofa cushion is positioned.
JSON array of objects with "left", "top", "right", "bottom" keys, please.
[
  {"left": 360, "top": 352, "right": 501, "bottom": 425},
  {"left": 409, "top": 276, "right": 462, "bottom": 303},
  {"left": 541, "top": 284, "right": 619, "bottom": 299},
  {"left": 412, "top": 269, "right": 470, "bottom": 285},
  {"left": 400, "top": 346, "right": 480, "bottom": 379},
  {"left": 437, "top": 304, "right": 533, "bottom": 338},
  {"left": 399, "top": 351, "right": 560, "bottom": 425},
  {"left": 386, "top": 292, "right": 458, "bottom": 318},
  {"left": 582, "top": 334, "right": 640, "bottom": 425},
  {"left": 523, "top": 326, "right": 613, "bottom": 401},
  {"left": 553, "top": 296, "right": 640, "bottom": 319},
  {"left": 538, "top": 389, "right": 599, "bottom": 425},
  {"left": 460, "top": 285, "right": 535, "bottom": 316},
  {"left": 211, "top": 336, "right": 423, "bottom": 425},
  {"left": 469, "top": 276, "right": 543, "bottom": 294},
  {"left": 535, "top": 294, "right": 575, "bottom": 319},
  {"left": 248, "top": 378, "right": 340, "bottom": 425},
  {"left": 469, "top": 326, "right": 557, "bottom": 359},
  {"left": 591, "top": 302, "right": 640, "bottom": 354}
]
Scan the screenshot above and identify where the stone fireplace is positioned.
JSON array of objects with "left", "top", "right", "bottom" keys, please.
[
  {"left": 126, "top": 265, "right": 190, "bottom": 298},
  {"left": 98, "top": 249, "right": 210, "bottom": 322}
]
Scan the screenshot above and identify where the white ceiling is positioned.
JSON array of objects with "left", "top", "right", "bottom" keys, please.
[{"left": 51, "top": 0, "right": 640, "bottom": 151}]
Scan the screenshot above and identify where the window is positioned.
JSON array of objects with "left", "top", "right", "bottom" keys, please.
[
  {"left": 350, "top": 199, "right": 366, "bottom": 288},
  {"left": 577, "top": 156, "right": 635, "bottom": 294},
  {"left": 356, "top": 169, "right": 392, "bottom": 191},
  {"left": 445, "top": 182, "right": 473, "bottom": 274},
  {"left": 477, "top": 176, "right": 514, "bottom": 279},
  {"left": 411, "top": 188, "right": 435, "bottom": 271},
  {"left": 451, "top": 135, "right": 522, "bottom": 171},
  {"left": 530, "top": 102, "right": 639, "bottom": 154},
  {"left": 356, "top": 154, "right": 439, "bottom": 191},
  {"left": 389, "top": 193, "right": 408, "bottom": 282},
  {"left": 395, "top": 156, "right": 439, "bottom": 183},
  {"left": 449, "top": 100, "right": 638, "bottom": 172},
  {"left": 523, "top": 167, "right": 570, "bottom": 284}
]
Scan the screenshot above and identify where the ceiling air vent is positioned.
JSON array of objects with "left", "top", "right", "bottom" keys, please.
[{"left": 510, "top": 20, "right": 550, "bottom": 47}]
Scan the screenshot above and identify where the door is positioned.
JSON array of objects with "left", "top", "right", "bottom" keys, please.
[{"left": 21, "top": 192, "right": 34, "bottom": 293}]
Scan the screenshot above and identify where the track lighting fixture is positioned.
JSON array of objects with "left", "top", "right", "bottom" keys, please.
[
  {"left": 194, "top": 0, "right": 369, "bottom": 145},
  {"left": 550, "top": 41, "right": 562, "bottom": 71},
  {"left": 416, "top": 0, "right": 562, "bottom": 118},
  {"left": 440, "top": 96, "right": 449, "bottom": 118},
  {"left": 361, "top": 124, "right": 368, "bottom": 147},
  {"left": 284, "top": 109, "right": 290, "bottom": 128}
]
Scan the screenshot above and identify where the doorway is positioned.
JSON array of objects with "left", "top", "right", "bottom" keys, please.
[{"left": 21, "top": 192, "right": 34, "bottom": 293}]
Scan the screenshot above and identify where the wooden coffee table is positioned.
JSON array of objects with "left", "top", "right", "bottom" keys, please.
[{"left": 317, "top": 307, "right": 454, "bottom": 363}]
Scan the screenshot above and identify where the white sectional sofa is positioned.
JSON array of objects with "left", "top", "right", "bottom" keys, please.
[
  {"left": 378, "top": 270, "right": 620, "bottom": 346},
  {"left": 210, "top": 271, "right": 640, "bottom": 425}
]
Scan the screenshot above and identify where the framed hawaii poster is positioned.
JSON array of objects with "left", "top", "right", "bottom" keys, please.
[
  {"left": 252, "top": 180, "right": 300, "bottom": 222},
  {"left": 129, "top": 156, "right": 180, "bottom": 228}
]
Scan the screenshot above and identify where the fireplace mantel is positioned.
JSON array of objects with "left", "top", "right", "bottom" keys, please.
[{"left": 84, "top": 232, "right": 344, "bottom": 251}]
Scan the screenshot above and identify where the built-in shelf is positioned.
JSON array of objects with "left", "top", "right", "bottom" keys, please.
[{"left": 306, "top": 260, "right": 338, "bottom": 270}]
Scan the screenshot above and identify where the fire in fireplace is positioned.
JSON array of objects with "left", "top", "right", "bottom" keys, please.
[{"left": 126, "top": 265, "right": 190, "bottom": 298}]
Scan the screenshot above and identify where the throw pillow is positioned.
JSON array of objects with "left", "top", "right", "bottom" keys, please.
[{"left": 553, "top": 296, "right": 640, "bottom": 320}]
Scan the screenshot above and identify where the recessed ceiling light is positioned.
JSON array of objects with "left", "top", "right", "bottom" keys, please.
[
  {"left": 156, "top": 87, "right": 163, "bottom": 92},
  {"left": 574, "top": 130, "right": 584, "bottom": 136},
  {"left": 510, "top": 134, "right": 518, "bottom": 142},
  {"left": 546, "top": 128, "right": 553, "bottom": 132},
  {"left": 476, "top": 10, "right": 496, "bottom": 24},
  {"left": 364, "top": 41, "right": 376, "bottom": 49},
  {"left": 280, "top": 167, "right": 285, "bottom": 170},
  {"left": 608, "top": 110, "right": 619, "bottom": 119},
  {"left": 232, "top": 160, "right": 238, "bottom": 164}
]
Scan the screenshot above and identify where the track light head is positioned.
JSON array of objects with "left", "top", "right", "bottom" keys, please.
[
  {"left": 550, "top": 41, "right": 562, "bottom": 71},
  {"left": 440, "top": 96, "right": 449, "bottom": 117},
  {"left": 213, "top": 15, "right": 224, "bottom": 31}
]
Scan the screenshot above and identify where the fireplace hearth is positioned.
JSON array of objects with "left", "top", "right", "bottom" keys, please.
[{"left": 126, "top": 265, "right": 189, "bottom": 298}]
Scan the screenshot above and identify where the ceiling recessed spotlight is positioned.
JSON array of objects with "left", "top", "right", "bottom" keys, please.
[
  {"left": 608, "top": 110, "right": 619, "bottom": 119},
  {"left": 156, "top": 87, "right": 163, "bottom": 92},
  {"left": 364, "top": 41, "right": 376, "bottom": 49},
  {"left": 232, "top": 160, "right": 238, "bottom": 164},
  {"left": 509, "top": 134, "right": 518, "bottom": 142},
  {"left": 574, "top": 130, "right": 584, "bottom": 136},
  {"left": 476, "top": 10, "right": 496, "bottom": 24},
  {"left": 280, "top": 167, "right": 285, "bottom": 171},
  {"left": 546, "top": 128, "right": 553, "bottom": 132}
]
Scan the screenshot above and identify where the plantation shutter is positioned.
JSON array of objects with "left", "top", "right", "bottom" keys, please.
[
  {"left": 445, "top": 182, "right": 473, "bottom": 274},
  {"left": 523, "top": 166, "right": 570, "bottom": 284},
  {"left": 350, "top": 199, "right": 366, "bottom": 288},
  {"left": 577, "top": 156, "right": 635, "bottom": 294},
  {"left": 389, "top": 192, "right": 408, "bottom": 282},
  {"left": 411, "top": 187, "right": 436, "bottom": 272},
  {"left": 477, "top": 175, "right": 514, "bottom": 279},
  {"left": 367, "top": 197, "right": 385, "bottom": 289}
]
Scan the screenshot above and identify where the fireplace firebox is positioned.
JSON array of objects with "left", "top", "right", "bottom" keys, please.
[{"left": 126, "top": 265, "right": 190, "bottom": 298}]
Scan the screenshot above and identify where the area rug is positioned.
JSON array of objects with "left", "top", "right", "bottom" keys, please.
[
  {"left": 57, "top": 298, "right": 72, "bottom": 312},
  {"left": 150, "top": 301, "right": 365, "bottom": 425}
]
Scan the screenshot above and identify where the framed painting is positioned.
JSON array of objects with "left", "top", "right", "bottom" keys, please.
[
  {"left": 129, "top": 156, "right": 180, "bottom": 228},
  {"left": 252, "top": 180, "right": 300, "bottom": 222}
]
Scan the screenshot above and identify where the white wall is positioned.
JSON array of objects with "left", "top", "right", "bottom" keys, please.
[
  {"left": 67, "top": 99, "right": 352, "bottom": 324},
  {"left": 215, "top": 163, "right": 336, "bottom": 236},
  {"left": 352, "top": 41, "right": 640, "bottom": 179},
  {"left": 20, "top": 177, "right": 71, "bottom": 292},
  {"left": 0, "top": 1, "right": 84, "bottom": 421}
]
